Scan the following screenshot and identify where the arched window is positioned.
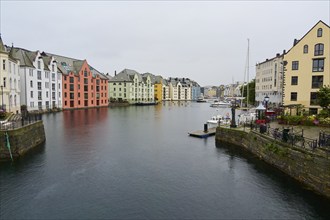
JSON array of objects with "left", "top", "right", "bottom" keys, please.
[
  {"left": 303, "top": 45, "right": 308, "bottom": 53},
  {"left": 317, "top": 28, "right": 323, "bottom": 37},
  {"left": 314, "top": 43, "right": 324, "bottom": 56}
]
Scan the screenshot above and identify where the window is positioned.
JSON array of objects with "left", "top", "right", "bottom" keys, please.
[
  {"left": 2, "top": 59, "right": 5, "bottom": 70},
  {"left": 317, "top": 28, "right": 322, "bottom": 37},
  {"left": 37, "top": 61, "right": 41, "bottom": 69},
  {"left": 70, "top": 93, "right": 74, "bottom": 99},
  {"left": 31, "top": 91, "right": 33, "bottom": 98},
  {"left": 45, "top": 72, "right": 49, "bottom": 78},
  {"left": 292, "top": 61, "right": 299, "bottom": 70},
  {"left": 64, "top": 84, "right": 67, "bottom": 89},
  {"left": 46, "top": 91, "right": 48, "bottom": 98},
  {"left": 52, "top": 73, "right": 55, "bottom": 81},
  {"left": 70, "top": 84, "right": 74, "bottom": 91},
  {"left": 314, "top": 44, "right": 324, "bottom": 56},
  {"left": 37, "top": 71, "right": 42, "bottom": 80},
  {"left": 69, "top": 77, "right": 74, "bottom": 83},
  {"left": 310, "top": 92, "right": 318, "bottom": 106},
  {"left": 303, "top": 45, "right": 308, "bottom": 53},
  {"left": 290, "top": 92, "right": 297, "bottom": 101},
  {"left": 30, "top": 80, "right": 33, "bottom": 88},
  {"left": 38, "top": 91, "right": 42, "bottom": 100},
  {"left": 312, "top": 76, "right": 323, "bottom": 88},
  {"left": 38, "top": 82, "right": 42, "bottom": 90},
  {"left": 52, "top": 64, "right": 55, "bottom": 72},
  {"left": 29, "top": 69, "right": 33, "bottom": 76},
  {"left": 313, "top": 59, "right": 324, "bottom": 72},
  {"left": 30, "top": 102, "right": 34, "bottom": 108},
  {"left": 309, "top": 108, "right": 318, "bottom": 115}
]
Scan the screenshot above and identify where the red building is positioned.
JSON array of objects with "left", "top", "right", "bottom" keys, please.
[{"left": 53, "top": 55, "right": 108, "bottom": 109}]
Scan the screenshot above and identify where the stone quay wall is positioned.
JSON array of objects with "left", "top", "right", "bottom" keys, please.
[
  {"left": 0, "top": 121, "right": 46, "bottom": 161},
  {"left": 216, "top": 127, "right": 330, "bottom": 198}
]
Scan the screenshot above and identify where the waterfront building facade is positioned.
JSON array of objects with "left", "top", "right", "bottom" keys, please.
[
  {"left": 255, "top": 53, "right": 285, "bottom": 107},
  {"left": 142, "top": 73, "right": 163, "bottom": 102},
  {"left": 10, "top": 48, "right": 62, "bottom": 111},
  {"left": 166, "top": 77, "right": 192, "bottom": 101},
  {"left": 108, "top": 69, "right": 154, "bottom": 103},
  {"left": 283, "top": 20, "right": 329, "bottom": 114},
  {"left": 0, "top": 38, "right": 21, "bottom": 113},
  {"left": 53, "top": 55, "right": 108, "bottom": 109}
]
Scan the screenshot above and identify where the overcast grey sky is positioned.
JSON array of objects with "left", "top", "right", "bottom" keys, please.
[{"left": 1, "top": 1, "right": 329, "bottom": 86}]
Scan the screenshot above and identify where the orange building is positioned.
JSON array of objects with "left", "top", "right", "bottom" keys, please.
[{"left": 52, "top": 54, "right": 108, "bottom": 109}]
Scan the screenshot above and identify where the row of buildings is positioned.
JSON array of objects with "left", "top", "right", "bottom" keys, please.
[
  {"left": 0, "top": 38, "right": 202, "bottom": 113},
  {"left": 108, "top": 69, "right": 201, "bottom": 103},
  {"left": 255, "top": 20, "right": 329, "bottom": 114}
]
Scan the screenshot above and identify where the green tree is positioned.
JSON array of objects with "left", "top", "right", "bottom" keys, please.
[
  {"left": 241, "top": 79, "right": 255, "bottom": 106},
  {"left": 317, "top": 85, "right": 330, "bottom": 113}
]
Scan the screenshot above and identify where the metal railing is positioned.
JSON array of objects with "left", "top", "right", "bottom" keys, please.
[
  {"left": 0, "top": 114, "right": 42, "bottom": 130},
  {"left": 245, "top": 122, "right": 321, "bottom": 151}
]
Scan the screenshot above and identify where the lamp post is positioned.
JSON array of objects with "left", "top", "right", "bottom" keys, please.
[
  {"left": 264, "top": 95, "right": 270, "bottom": 122},
  {"left": 230, "top": 99, "right": 237, "bottom": 128}
]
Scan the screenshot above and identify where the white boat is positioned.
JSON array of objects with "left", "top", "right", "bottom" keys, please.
[
  {"left": 207, "top": 115, "right": 230, "bottom": 125},
  {"left": 210, "top": 101, "right": 231, "bottom": 108},
  {"left": 196, "top": 95, "right": 207, "bottom": 103}
]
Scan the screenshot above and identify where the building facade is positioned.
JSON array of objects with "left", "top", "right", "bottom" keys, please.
[
  {"left": 0, "top": 38, "right": 21, "bottom": 113},
  {"left": 283, "top": 20, "right": 329, "bottom": 115},
  {"left": 10, "top": 48, "right": 62, "bottom": 112},
  {"left": 108, "top": 69, "right": 154, "bottom": 103},
  {"left": 53, "top": 55, "right": 108, "bottom": 109},
  {"left": 255, "top": 52, "right": 285, "bottom": 107}
]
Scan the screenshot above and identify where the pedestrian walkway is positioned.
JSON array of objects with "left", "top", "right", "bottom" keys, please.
[{"left": 268, "top": 121, "right": 330, "bottom": 139}]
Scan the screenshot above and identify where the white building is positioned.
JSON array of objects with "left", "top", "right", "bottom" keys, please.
[
  {"left": 10, "top": 48, "right": 62, "bottom": 111},
  {"left": 0, "top": 37, "right": 21, "bottom": 114},
  {"left": 255, "top": 52, "right": 285, "bottom": 107},
  {"left": 163, "top": 77, "right": 192, "bottom": 101}
]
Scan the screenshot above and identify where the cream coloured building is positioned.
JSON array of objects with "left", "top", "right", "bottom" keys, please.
[
  {"left": 255, "top": 52, "right": 285, "bottom": 107},
  {"left": 0, "top": 37, "right": 21, "bottom": 114},
  {"left": 283, "top": 20, "right": 329, "bottom": 115}
]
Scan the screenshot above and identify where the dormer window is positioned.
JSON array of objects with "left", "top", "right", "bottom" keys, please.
[
  {"left": 303, "top": 45, "right": 308, "bottom": 53},
  {"left": 317, "top": 28, "right": 322, "bottom": 37}
]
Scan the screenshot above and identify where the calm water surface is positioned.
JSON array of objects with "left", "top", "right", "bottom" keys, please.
[{"left": 1, "top": 102, "right": 330, "bottom": 219}]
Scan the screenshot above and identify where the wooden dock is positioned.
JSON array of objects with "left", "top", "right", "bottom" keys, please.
[{"left": 188, "top": 127, "right": 217, "bottom": 138}]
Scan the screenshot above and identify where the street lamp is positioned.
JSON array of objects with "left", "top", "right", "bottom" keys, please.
[{"left": 264, "top": 95, "right": 270, "bottom": 122}]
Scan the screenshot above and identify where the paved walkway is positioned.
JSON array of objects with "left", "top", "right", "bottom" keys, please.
[{"left": 268, "top": 121, "right": 330, "bottom": 140}]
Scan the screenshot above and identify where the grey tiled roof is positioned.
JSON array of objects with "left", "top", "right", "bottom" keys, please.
[{"left": 109, "top": 69, "right": 140, "bottom": 82}]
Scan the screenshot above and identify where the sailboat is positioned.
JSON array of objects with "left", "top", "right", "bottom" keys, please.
[{"left": 239, "top": 39, "right": 250, "bottom": 110}]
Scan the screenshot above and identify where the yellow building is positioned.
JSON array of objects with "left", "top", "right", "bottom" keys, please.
[
  {"left": 142, "top": 73, "right": 163, "bottom": 102},
  {"left": 283, "top": 20, "right": 329, "bottom": 115}
]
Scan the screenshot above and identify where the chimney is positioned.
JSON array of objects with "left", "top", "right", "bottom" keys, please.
[
  {"left": 283, "top": 50, "right": 286, "bottom": 54},
  {"left": 114, "top": 70, "right": 116, "bottom": 76},
  {"left": 276, "top": 53, "right": 280, "bottom": 57},
  {"left": 293, "top": 39, "right": 298, "bottom": 46}
]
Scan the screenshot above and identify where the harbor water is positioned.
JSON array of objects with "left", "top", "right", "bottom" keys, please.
[{"left": 1, "top": 102, "right": 330, "bottom": 219}]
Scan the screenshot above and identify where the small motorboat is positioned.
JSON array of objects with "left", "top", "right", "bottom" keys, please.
[
  {"left": 210, "top": 100, "right": 231, "bottom": 108},
  {"left": 207, "top": 115, "right": 230, "bottom": 125}
]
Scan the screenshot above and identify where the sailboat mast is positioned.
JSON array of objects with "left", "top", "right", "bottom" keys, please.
[{"left": 246, "top": 38, "right": 250, "bottom": 108}]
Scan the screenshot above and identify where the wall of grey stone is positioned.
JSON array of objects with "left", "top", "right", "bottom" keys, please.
[
  {"left": 216, "top": 127, "right": 330, "bottom": 198},
  {"left": 0, "top": 121, "right": 45, "bottom": 161}
]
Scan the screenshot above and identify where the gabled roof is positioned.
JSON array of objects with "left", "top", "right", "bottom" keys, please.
[
  {"left": 9, "top": 47, "right": 35, "bottom": 67},
  {"left": 109, "top": 69, "right": 136, "bottom": 82},
  {"left": 285, "top": 20, "right": 330, "bottom": 54},
  {"left": 0, "top": 35, "right": 6, "bottom": 53}
]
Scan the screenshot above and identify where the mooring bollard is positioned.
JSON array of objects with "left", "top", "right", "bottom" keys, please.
[{"left": 204, "top": 123, "right": 208, "bottom": 133}]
